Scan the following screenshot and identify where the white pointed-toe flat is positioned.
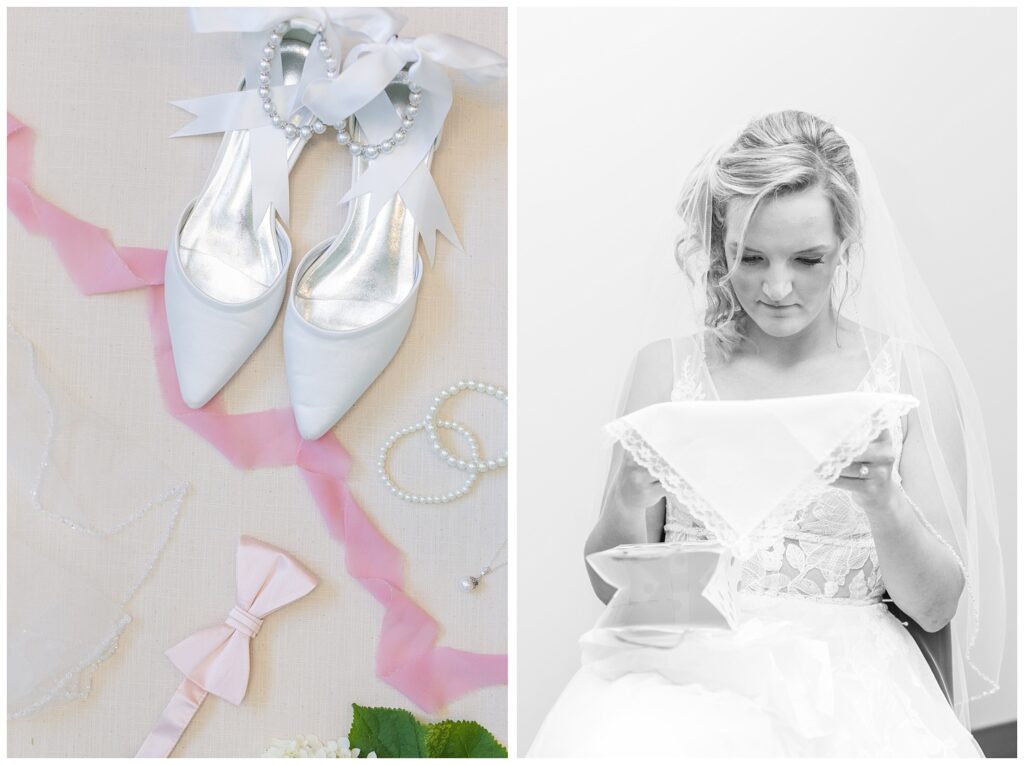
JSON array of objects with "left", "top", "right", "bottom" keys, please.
[
  {"left": 284, "top": 81, "right": 430, "bottom": 440},
  {"left": 165, "top": 19, "right": 326, "bottom": 408},
  {"left": 284, "top": 245, "right": 424, "bottom": 440},
  {"left": 166, "top": 202, "right": 295, "bottom": 408}
]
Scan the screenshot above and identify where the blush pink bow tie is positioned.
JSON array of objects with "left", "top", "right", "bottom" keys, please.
[{"left": 136, "top": 535, "right": 318, "bottom": 757}]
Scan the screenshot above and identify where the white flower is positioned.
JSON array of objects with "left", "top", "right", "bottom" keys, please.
[{"left": 263, "top": 735, "right": 375, "bottom": 758}]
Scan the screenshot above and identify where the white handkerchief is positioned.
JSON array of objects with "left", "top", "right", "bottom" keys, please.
[
  {"left": 606, "top": 392, "right": 918, "bottom": 555},
  {"left": 588, "top": 542, "right": 740, "bottom": 637}
]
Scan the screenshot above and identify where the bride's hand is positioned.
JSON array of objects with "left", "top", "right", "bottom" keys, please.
[
  {"left": 615, "top": 452, "right": 666, "bottom": 509},
  {"left": 831, "top": 429, "right": 899, "bottom": 515}
]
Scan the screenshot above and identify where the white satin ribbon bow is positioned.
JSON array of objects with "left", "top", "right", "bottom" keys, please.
[
  {"left": 169, "top": 7, "right": 406, "bottom": 226},
  {"left": 301, "top": 33, "right": 507, "bottom": 263}
]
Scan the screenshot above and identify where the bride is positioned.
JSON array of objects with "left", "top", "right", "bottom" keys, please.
[{"left": 527, "top": 111, "right": 1003, "bottom": 757}]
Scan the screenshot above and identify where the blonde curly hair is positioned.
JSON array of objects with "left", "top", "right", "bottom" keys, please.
[{"left": 674, "top": 110, "right": 862, "bottom": 356}]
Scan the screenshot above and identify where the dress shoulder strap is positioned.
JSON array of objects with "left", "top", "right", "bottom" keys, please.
[
  {"left": 888, "top": 337, "right": 906, "bottom": 393},
  {"left": 861, "top": 335, "right": 904, "bottom": 395},
  {"left": 669, "top": 336, "right": 685, "bottom": 383},
  {"left": 669, "top": 334, "right": 710, "bottom": 402}
]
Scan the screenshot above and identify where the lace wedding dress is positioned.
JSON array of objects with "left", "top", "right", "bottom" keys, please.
[{"left": 527, "top": 335, "right": 983, "bottom": 758}]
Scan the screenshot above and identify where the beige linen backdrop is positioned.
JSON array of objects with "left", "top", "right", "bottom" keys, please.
[
  {"left": 8, "top": 7, "right": 507, "bottom": 757},
  {"left": 517, "top": 6, "right": 1016, "bottom": 752}
]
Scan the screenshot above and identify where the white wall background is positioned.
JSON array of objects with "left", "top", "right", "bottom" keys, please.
[{"left": 517, "top": 6, "right": 1016, "bottom": 751}]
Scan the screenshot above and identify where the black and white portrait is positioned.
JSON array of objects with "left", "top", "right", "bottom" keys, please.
[{"left": 518, "top": 7, "right": 1015, "bottom": 757}]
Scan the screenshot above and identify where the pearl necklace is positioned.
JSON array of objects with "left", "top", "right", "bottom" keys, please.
[
  {"left": 460, "top": 540, "right": 508, "bottom": 592},
  {"left": 257, "top": 20, "right": 422, "bottom": 160}
]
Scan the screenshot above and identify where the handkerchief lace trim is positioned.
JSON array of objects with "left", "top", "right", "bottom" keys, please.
[{"left": 606, "top": 396, "right": 918, "bottom": 558}]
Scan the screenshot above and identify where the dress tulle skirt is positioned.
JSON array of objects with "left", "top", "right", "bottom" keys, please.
[{"left": 528, "top": 593, "right": 982, "bottom": 757}]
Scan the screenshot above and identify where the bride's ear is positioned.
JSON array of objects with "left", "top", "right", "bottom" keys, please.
[{"left": 838, "top": 239, "right": 852, "bottom": 266}]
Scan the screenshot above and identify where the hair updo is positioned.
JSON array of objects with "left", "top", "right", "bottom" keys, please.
[{"left": 674, "top": 110, "right": 862, "bottom": 355}]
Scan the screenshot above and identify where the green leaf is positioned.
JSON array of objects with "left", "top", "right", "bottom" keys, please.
[
  {"left": 425, "top": 720, "right": 508, "bottom": 758},
  {"left": 348, "top": 704, "right": 428, "bottom": 758}
]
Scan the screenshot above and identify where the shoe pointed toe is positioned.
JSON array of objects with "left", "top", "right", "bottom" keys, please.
[
  {"left": 175, "top": 362, "right": 227, "bottom": 410},
  {"left": 291, "top": 400, "right": 347, "bottom": 441},
  {"left": 284, "top": 255, "right": 424, "bottom": 435},
  {"left": 164, "top": 208, "right": 292, "bottom": 408}
]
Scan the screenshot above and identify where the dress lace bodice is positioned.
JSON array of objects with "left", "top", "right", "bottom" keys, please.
[{"left": 665, "top": 334, "right": 905, "bottom": 605}]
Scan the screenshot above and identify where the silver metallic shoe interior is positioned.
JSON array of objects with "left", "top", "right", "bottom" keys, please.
[
  {"left": 177, "top": 23, "right": 316, "bottom": 304},
  {"left": 294, "top": 82, "right": 431, "bottom": 331}
]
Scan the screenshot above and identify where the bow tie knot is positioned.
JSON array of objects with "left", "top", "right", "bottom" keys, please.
[
  {"left": 137, "top": 537, "right": 318, "bottom": 757},
  {"left": 160, "top": 536, "right": 318, "bottom": 706},
  {"left": 226, "top": 605, "right": 263, "bottom": 638}
]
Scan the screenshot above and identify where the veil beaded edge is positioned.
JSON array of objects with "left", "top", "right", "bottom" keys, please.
[{"left": 7, "top": 323, "right": 189, "bottom": 719}]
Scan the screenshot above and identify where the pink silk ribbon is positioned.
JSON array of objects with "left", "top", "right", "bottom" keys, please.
[
  {"left": 7, "top": 114, "right": 507, "bottom": 718},
  {"left": 136, "top": 535, "right": 319, "bottom": 757}
]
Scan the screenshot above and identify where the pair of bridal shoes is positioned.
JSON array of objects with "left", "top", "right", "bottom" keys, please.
[{"left": 165, "top": 13, "right": 504, "bottom": 440}]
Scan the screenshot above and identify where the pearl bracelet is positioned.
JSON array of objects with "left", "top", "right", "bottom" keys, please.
[
  {"left": 378, "top": 420, "right": 479, "bottom": 504},
  {"left": 377, "top": 380, "right": 507, "bottom": 505},
  {"left": 425, "top": 380, "right": 508, "bottom": 473}
]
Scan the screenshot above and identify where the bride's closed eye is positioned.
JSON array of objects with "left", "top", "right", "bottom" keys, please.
[{"left": 738, "top": 255, "right": 824, "bottom": 266}]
